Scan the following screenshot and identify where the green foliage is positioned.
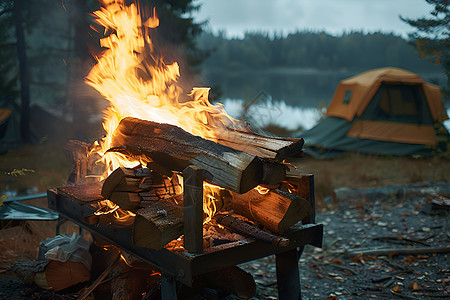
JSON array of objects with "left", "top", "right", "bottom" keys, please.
[
  {"left": 401, "top": 0, "right": 449, "bottom": 96},
  {"left": 147, "top": 0, "right": 207, "bottom": 67},
  {"left": 6, "top": 168, "right": 35, "bottom": 177},
  {"left": 199, "top": 31, "right": 440, "bottom": 72}
]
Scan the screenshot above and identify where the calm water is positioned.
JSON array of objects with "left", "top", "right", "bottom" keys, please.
[{"left": 202, "top": 69, "right": 449, "bottom": 132}]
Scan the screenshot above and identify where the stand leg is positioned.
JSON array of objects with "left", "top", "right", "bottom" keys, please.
[
  {"left": 276, "top": 248, "right": 302, "bottom": 300},
  {"left": 161, "top": 273, "right": 178, "bottom": 300}
]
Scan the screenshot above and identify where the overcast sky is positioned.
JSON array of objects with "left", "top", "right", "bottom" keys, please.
[{"left": 193, "top": 0, "right": 433, "bottom": 38}]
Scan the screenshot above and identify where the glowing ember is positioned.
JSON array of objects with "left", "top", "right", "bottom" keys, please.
[{"left": 255, "top": 185, "right": 270, "bottom": 195}]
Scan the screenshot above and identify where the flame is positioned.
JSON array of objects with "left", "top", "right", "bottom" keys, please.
[
  {"left": 255, "top": 185, "right": 270, "bottom": 195},
  {"left": 175, "top": 174, "right": 224, "bottom": 224},
  {"left": 86, "top": 0, "right": 243, "bottom": 175},
  {"left": 86, "top": 0, "right": 247, "bottom": 225},
  {"left": 94, "top": 199, "right": 136, "bottom": 219}
]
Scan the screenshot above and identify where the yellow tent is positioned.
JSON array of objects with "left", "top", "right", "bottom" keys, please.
[
  {"left": 301, "top": 67, "right": 449, "bottom": 157},
  {"left": 326, "top": 67, "right": 447, "bottom": 146}
]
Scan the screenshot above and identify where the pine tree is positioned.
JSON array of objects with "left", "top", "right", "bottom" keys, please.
[{"left": 401, "top": 0, "right": 449, "bottom": 95}]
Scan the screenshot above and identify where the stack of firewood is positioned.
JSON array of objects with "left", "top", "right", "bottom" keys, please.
[{"left": 85, "top": 117, "right": 312, "bottom": 250}]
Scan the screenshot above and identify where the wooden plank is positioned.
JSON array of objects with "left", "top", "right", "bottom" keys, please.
[
  {"left": 284, "top": 174, "right": 315, "bottom": 224},
  {"left": 133, "top": 197, "right": 184, "bottom": 250},
  {"left": 183, "top": 166, "right": 204, "bottom": 254}
]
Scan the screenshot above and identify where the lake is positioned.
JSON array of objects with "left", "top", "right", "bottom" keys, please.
[{"left": 201, "top": 69, "right": 449, "bottom": 132}]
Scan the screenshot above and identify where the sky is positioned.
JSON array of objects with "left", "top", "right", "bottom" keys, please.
[{"left": 194, "top": 0, "right": 433, "bottom": 38}]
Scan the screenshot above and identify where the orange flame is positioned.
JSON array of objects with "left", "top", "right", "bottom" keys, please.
[
  {"left": 86, "top": 0, "right": 245, "bottom": 222},
  {"left": 86, "top": 0, "right": 242, "bottom": 175}
]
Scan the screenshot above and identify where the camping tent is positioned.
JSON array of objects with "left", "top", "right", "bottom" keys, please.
[{"left": 301, "top": 67, "right": 449, "bottom": 157}]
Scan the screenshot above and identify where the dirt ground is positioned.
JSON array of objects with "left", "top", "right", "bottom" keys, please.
[
  {"left": 0, "top": 181, "right": 449, "bottom": 299},
  {"left": 241, "top": 181, "right": 450, "bottom": 299}
]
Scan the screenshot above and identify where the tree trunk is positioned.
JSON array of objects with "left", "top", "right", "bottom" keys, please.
[{"left": 13, "top": 0, "right": 31, "bottom": 143}]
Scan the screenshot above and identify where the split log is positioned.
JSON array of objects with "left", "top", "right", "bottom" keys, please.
[
  {"left": 230, "top": 188, "right": 312, "bottom": 234},
  {"left": 109, "top": 117, "right": 275, "bottom": 193},
  {"left": 101, "top": 167, "right": 182, "bottom": 210},
  {"left": 133, "top": 195, "right": 184, "bottom": 250},
  {"left": 101, "top": 167, "right": 161, "bottom": 198},
  {"left": 217, "top": 128, "right": 304, "bottom": 161},
  {"left": 215, "top": 214, "right": 290, "bottom": 247}
]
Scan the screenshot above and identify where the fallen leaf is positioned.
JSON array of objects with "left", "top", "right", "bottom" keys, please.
[
  {"left": 333, "top": 259, "right": 343, "bottom": 264},
  {"left": 327, "top": 295, "right": 337, "bottom": 300},
  {"left": 409, "top": 282, "right": 420, "bottom": 290},
  {"left": 334, "top": 276, "right": 347, "bottom": 282},
  {"left": 316, "top": 273, "right": 323, "bottom": 279},
  {"left": 405, "top": 256, "right": 418, "bottom": 263},
  {"left": 392, "top": 285, "right": 402, "bottom": 292}
]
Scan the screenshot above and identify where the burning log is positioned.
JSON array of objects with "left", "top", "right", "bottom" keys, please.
[
  {"left": 109, "top": 117, "right": 285, "bottom": 193},
  {"left": 101, "top": 167, "right": 182, "bottom": 210},
  {"left": 133, "top": 195, "right": 184, "bottom": 250},
  {"left": 217, "top": 128, "right": 304, "bottom": 161},
  {"left": 215, "top": 214, "right": 290, "bottom": 247},
  {"left": 230, "top": 188, "right": 312, "bottom": 234}
]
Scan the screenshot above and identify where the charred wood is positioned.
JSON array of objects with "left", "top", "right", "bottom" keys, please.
[
  {"left": 215, "top": 214, "right": 290, "bottom": 247},
  {"left": 109, "top": 117, "right": 267, "bottom": 193}
]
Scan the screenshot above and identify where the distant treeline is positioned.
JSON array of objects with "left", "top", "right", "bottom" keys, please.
[{"left": 198, "top": 31, "right": 439, "bottom": 72}]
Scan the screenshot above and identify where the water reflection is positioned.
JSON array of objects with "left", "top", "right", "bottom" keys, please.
[
  {"left": 202, "top": 69, "right": 447, "bottom": 108},
  {"left": 203, "top": 69, "right": 449, "bottom": 133}
]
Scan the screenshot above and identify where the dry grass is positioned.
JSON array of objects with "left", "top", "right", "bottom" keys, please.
[
  {"left": 294, "top": 153, "right": 450, "bottom": 207},
  {"left": 0, "top": 141, "right": 73, "bottom": 195}
]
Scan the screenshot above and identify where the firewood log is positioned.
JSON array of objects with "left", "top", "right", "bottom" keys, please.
[
  {"left": 217, "top": 128, "right": 304, "bottom": 161},
  {"left": 132, "top": 195, "right": 184, "bottom": 250},
  {"left": 101, "top": 167, "right": 161, "bottom": 199},
  {"left": 230, "top": 189, "right": 312, "bottom": 234},
  {"left": 102, "top": 167, "right": 181, "bottom": 210},
  {"left": 109, "top": 117, "right": 268, "bottom": 193},
  {"left": 215, "top": 214, "right": 290, "bottom": 247}
]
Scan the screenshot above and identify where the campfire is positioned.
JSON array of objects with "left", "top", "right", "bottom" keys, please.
[{"left": 47, "top": 0, "right": 322, "bottom": 298}]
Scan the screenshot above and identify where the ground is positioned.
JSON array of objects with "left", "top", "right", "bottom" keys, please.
[
  {"left": 0, "top": 145, "right": 449, "bottom": 299},
  {"left": 240, "top": 181, "right": 450, "bottom": 299}
]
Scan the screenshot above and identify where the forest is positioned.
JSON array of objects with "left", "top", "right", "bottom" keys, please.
[{"left": 198, "top": 30, "right": 440, "bottom": 72}]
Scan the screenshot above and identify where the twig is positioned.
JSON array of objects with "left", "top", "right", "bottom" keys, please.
[
  {"left": 77, "top": 252, "right": 122, "bottom": 300},
  {"left": 331, "top": 263, "right": 357, "bottom": 275},
  {"left": 373, "top": 236, "right": 430, "bottom": 246},
  {"left": 344, "top": 246, "right": 450, "bottom": 258},
  {"left": 390, "top": 290, "right": 419, "bottom": 299},
  {"left": 412, "top": 293, "right": 450, "bottom": 298}
]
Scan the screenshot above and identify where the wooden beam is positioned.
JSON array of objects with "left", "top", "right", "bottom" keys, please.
[{"left": 183, "top": 165, "right": 204, "bottom": 254}]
